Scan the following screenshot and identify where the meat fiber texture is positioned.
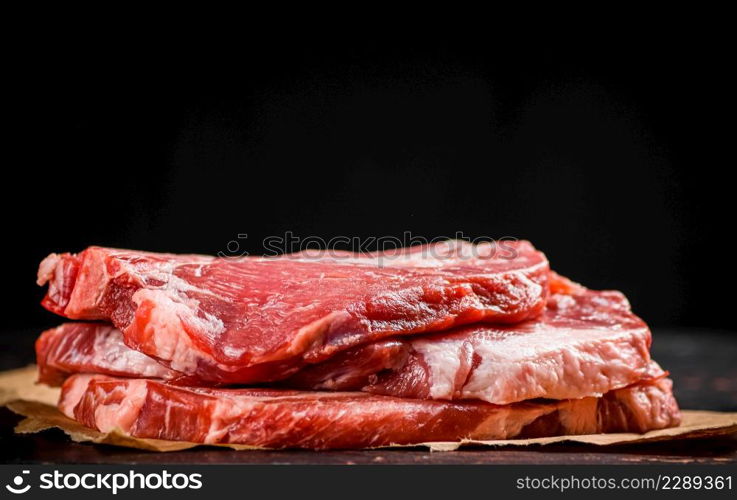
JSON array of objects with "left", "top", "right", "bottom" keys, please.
[
  {"left": 286, "top": 288, "right": 659, "bottom": 403},
  {"left": 33, "top": 242, "right": 685, "bottom": 449},
  {"left": 37, "top": 287, "right": 659, "bottom": 405},
  {"left": 58, "top": 374, "right": 681, "bottom": 450},
  {"left": 36, "top": 241, "right": 549, "bottom": 384}
]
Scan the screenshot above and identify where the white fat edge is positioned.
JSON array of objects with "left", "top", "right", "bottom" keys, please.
[
  {"left": 58, "top": 374, "right": 97, "bottom": 418},
  {"left": 115, "top": 253, "right": 215, "bottom": 293},
  {"left": 37, "top": 253, "right": 60, "bottom": 286},
  {"left": 163, "top": 272, "right": 224, "bottom": 299},
  {"left": 131, "top": 289, "right": 224, "bottom": 374},
  {"left": 93, "top": 379, "right": 148, "bottom": 433},
  {"left": 95, "top": 326, "right": 173, "bottom": 378},
  {"left": 201, "top": 397, "right": 261, "bottom": 444},
  {"left": 461, "top": 324, "right": 652, "bottom": 403},
  {"left": 410, "top": 336, "right": 464, "bottom": 399}
]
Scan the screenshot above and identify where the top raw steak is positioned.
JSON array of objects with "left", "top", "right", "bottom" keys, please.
[{"left": 37, "top": 241, "right": 549, "bottom": 384}]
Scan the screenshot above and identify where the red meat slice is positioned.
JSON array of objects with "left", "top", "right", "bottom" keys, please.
[
  {"left": 36, "top": 287, "right": 658, "bottom": 404},
  {"left": 36, "top": 323, "right": 178, "bottom": 386},
  {"left": 37, "top": 241, "right": 549, "bottom": 384},
  {"left": 288, "top": 288, "right": 659, "bottom": 403},
  {"left": 59, "top": 374, "right": 680, "bottom": 450},
  {"left": 36, "top": 322, "right": 412, "bottom": 387}
]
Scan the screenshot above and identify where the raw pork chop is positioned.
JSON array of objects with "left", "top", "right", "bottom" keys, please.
[
  {"left": 59, "top": 374, "right": 680, "bottom": 450},
  {"left": 37, "top": 241, "right": 549, "bottom": 383},
  {"left": 37, "top": 286, "right": 659, "bottom": 405},
  {"left": 36, "top": 323, "right": 178, "bottom": 386},
  {"left": 287, "top": 288, "right": 659, "bottom": 403}
]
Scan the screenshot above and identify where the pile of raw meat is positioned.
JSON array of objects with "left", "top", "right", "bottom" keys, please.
[{"left": 35, "top": 241, "right": 680, "bottom": 449}]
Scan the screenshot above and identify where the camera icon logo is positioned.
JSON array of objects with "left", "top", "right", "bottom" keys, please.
[{"left": 5, "top": 470, "right": 31, "bottom": 494}]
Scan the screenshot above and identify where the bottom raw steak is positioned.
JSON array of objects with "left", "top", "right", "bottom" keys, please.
[{"left": 59, "top": 375, "right": 680, "bottom": 450}]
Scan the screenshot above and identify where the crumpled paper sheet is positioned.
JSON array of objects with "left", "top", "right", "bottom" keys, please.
[{"left": 2, "top": 365, "right": 736, "bottom": 452}]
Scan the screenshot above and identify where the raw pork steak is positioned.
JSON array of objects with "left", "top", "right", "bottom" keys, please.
[
  {"left": 59, "top": 374, "right": 680, "bottom": 450},
  {"left": 286, "top": 288, "right": 660, "bottom": 403},
  {"left": 37, "top": 241, "right": 548, "bottom": 384},
  {"left": 36, "top": 323, "right": 178, "bottom": 386},
  {"left": 37, "top": 287, "right": 659, "bottom": 405}
]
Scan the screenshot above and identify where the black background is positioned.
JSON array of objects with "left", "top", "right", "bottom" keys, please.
[{"left": 5, "top": 23, "right": 734, "bottom": 348}]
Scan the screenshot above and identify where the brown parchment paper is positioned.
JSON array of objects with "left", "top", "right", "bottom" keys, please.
[{"left": 2, "top": 365, "right": 736, "bottom": 452}]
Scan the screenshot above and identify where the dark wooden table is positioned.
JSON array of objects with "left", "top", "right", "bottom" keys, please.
[{"left": 2, "top": 328, "right": 736, "bottom": 464}]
